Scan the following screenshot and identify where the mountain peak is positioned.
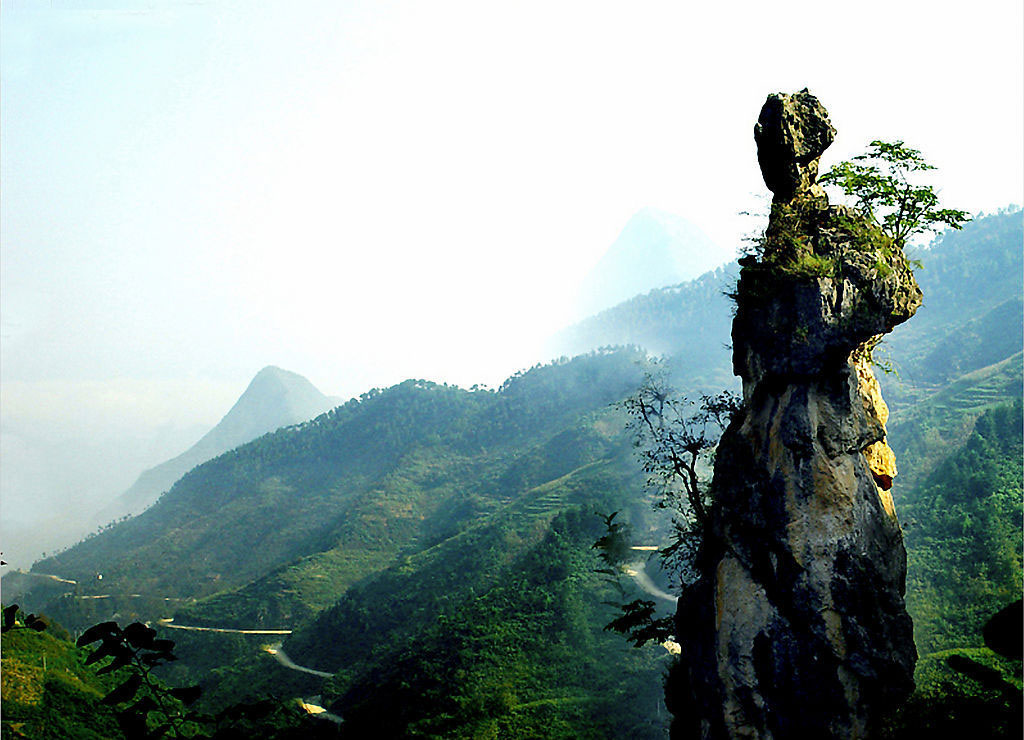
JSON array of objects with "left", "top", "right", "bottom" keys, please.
[
  {"left": 575, "top": 208, "right": 726, "bottom": 319},
  {"left": 246, "top": 365, "right": 310, "bottom": 390},
  {"left": 251, "top": 365, "right": 297, "bottom": 380},
  {"left": 97, "top": 366, "right": 337, "bottom": 522},
  {"left": 254, "top": 364, "right": 287, "bottom": 377},
  {"left": 202, "top": 366, "right": 335, "bottom": 452}
]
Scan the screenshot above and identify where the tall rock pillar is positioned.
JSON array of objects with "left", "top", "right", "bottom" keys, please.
[{"left": 668, "top": 91, "right": 920, "bottom": 739}]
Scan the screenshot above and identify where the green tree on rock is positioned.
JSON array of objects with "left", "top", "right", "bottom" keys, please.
[{"left": 821, "top": 140, "right": 970, "bottom": 247}]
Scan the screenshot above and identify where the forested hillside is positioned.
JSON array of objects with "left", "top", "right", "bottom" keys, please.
[
  {"left": 24, "top": 351, "right": 647, "bottom": 611},
  {"left": 552, "top": 265, "right": 737, "bottom": 393},
  {"left": 10, "top": 349, "right": 677, "bottom": 735},
  {"left": 3, "top": 212, "right": 1019, "bottom": 739},
  {"left": 902, "top": 401, "right": 1022, "bottom": 655},
  {"left": 312, "top": 508, "right": 669, "bottom": 738},
  {"left": 886, "top": 400, "right": 1023, "bottom": 737},
  {"left": 98, "top": 366, "right": 340, "bottom": 523},
  {"left": 546, "top": 209, "right": 1024, "bottom": 734}
]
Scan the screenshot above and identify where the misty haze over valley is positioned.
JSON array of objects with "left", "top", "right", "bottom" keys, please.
[{"left": 1, "top": 2, "right": 1021, "bottom": 738}]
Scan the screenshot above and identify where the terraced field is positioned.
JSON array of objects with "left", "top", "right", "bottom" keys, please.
[{"left": 891, "top": 352, "right": 1023, "bottom": 494}]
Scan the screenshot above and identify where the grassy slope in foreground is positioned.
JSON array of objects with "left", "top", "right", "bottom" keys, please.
[{"left": 1, "top": 623, "right": 124, "bottom": 739}]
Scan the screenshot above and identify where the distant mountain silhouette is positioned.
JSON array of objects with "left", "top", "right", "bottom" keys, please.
[
  {"left": 97, "top": 366, "right": 338, "bottom": 522},
  {"left": 575, "top": 207, "right": 726, "bottom": 318}
]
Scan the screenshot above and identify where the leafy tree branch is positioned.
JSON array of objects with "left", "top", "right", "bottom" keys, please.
[
  {"left": 820, "top": 140, "right": 970, "bottom": 247},
  {"left": 595, "top": 375, "right": 740, "bottom": 648}
]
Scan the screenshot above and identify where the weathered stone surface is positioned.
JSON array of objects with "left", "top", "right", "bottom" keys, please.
[
  {"left": 754, "top": 89, "right": 836, "bottom": 202},
  {"left": 855, "top": 350, "right": 899, "bottom": 511},
  {"left": 669, "top": 92, "right": 918, "bottom": 739}
]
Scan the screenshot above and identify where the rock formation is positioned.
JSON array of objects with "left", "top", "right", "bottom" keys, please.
[
  {"left": 754, "top": 89, "right": 836, "bottom": 202},
  {"left": 668, "top": 91, "right": 920, "bottom": 738}
]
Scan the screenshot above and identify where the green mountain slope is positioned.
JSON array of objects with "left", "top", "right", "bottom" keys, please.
[
  {"left": 283, "top": 454, "right": 646, "bottom": 673},
  {"left": 888, "top": 352, "right": 1023, "bottom": 493},
  {"left": 24, "top": 351, "right": 647, "bottom": 619},
  {"left": 316, "top": 508, "right": 670, "bottom": 739},
  {"left": 6, "top": 212, "right": 1018, "bottom": 737},
  {"left": 901, "top": 400, "right": 1023, "bottom": 656},
  {"left": 165, "top": 408, "right": 643, "bottom": 635},
  {"left": 553, "top": 265, "right": 737, "bottom": 393},
  {"left": 9, "top": 349, "right": 670, "bottom": 736},
  {"left": 99, "top": 366, "right": 340, "bottom": 522},
  {"left": 883, "top": 402, "right": 1024, "bottom": 738},
  {"left": 893, "top": 209, "right": 1024, "bottom": 357},
  {"left": 186, "top": 452, "right": 663, "bottom": 734}
]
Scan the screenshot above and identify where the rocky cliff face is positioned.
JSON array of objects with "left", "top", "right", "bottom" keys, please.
[{"left": 669, "top": 91, "right": 920, "bottom": 739}]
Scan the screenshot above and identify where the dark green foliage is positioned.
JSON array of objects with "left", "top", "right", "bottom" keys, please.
[
  {"left": 900, "top": 401, "right": 1023, "bottom": 656},
  {"left": 603, "top": 599, "right": 673, "bottom": 649},
  {"left": 881, "top": 627, "right": 1022, "bottom": 738},
  {"left": 945, "top": 654, "right": 1015, "bottom": 696},
  {"left": 984, "top": 600, "right": 1023, "bottom": 660},
  {"left": 77, "top": 620, "right": 202, "bottom": 737},
  {"left": 878, "top": 404, "right": 1024, "bottom": 737},
  {"left": 3, "top": 603, "right": 18, "bottom": 631},
  {"left": 591, "top": 512, "right": 677, "bottom": 650},
  {"left": 323, "top": 508, "right": 669, "bottom": 739},
  {"left": 73, "top": 620, "right": 342, "bottom": 739},
  {"left": 882, "top": 679, "right": 1021, "bottom": 739},
  {"left": 592, "top": 511, "right": 634, "bottom": 569}
]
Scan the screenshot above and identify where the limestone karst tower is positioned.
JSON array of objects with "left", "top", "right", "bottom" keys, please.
[{"left": 668, "top": 91, "right": 919, "bottom": 739}]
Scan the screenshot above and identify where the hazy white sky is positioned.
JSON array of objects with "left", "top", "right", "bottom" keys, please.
[{"left": 1, "top": 0, "right": 1022, "bottom": 526}]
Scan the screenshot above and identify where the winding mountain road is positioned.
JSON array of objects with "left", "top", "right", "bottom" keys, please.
[
  {"left": 623, "top": 563, "right": 677, "bottom": 604},
  {"left": 623, "top": 557, "right": 681, "bottom": 655},
  {"left": 155, "top": 618, "right": 292, "bottom": 635},
  {"left": 263, "top": 643, "right": 333, "bottom": 678},
  {"left": 18, "top": 570, "right": 343, "bottom": 721},
  {"left": 21, "top": 572, "right": 78, "bottom": 585},
  {"left": 263, "top": 645, "right": 342, "bottom": 724}
]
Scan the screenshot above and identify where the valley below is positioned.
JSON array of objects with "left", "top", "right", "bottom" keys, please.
[{"left": 3, "top": 210, "right": 1021, "bottom": 739}]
